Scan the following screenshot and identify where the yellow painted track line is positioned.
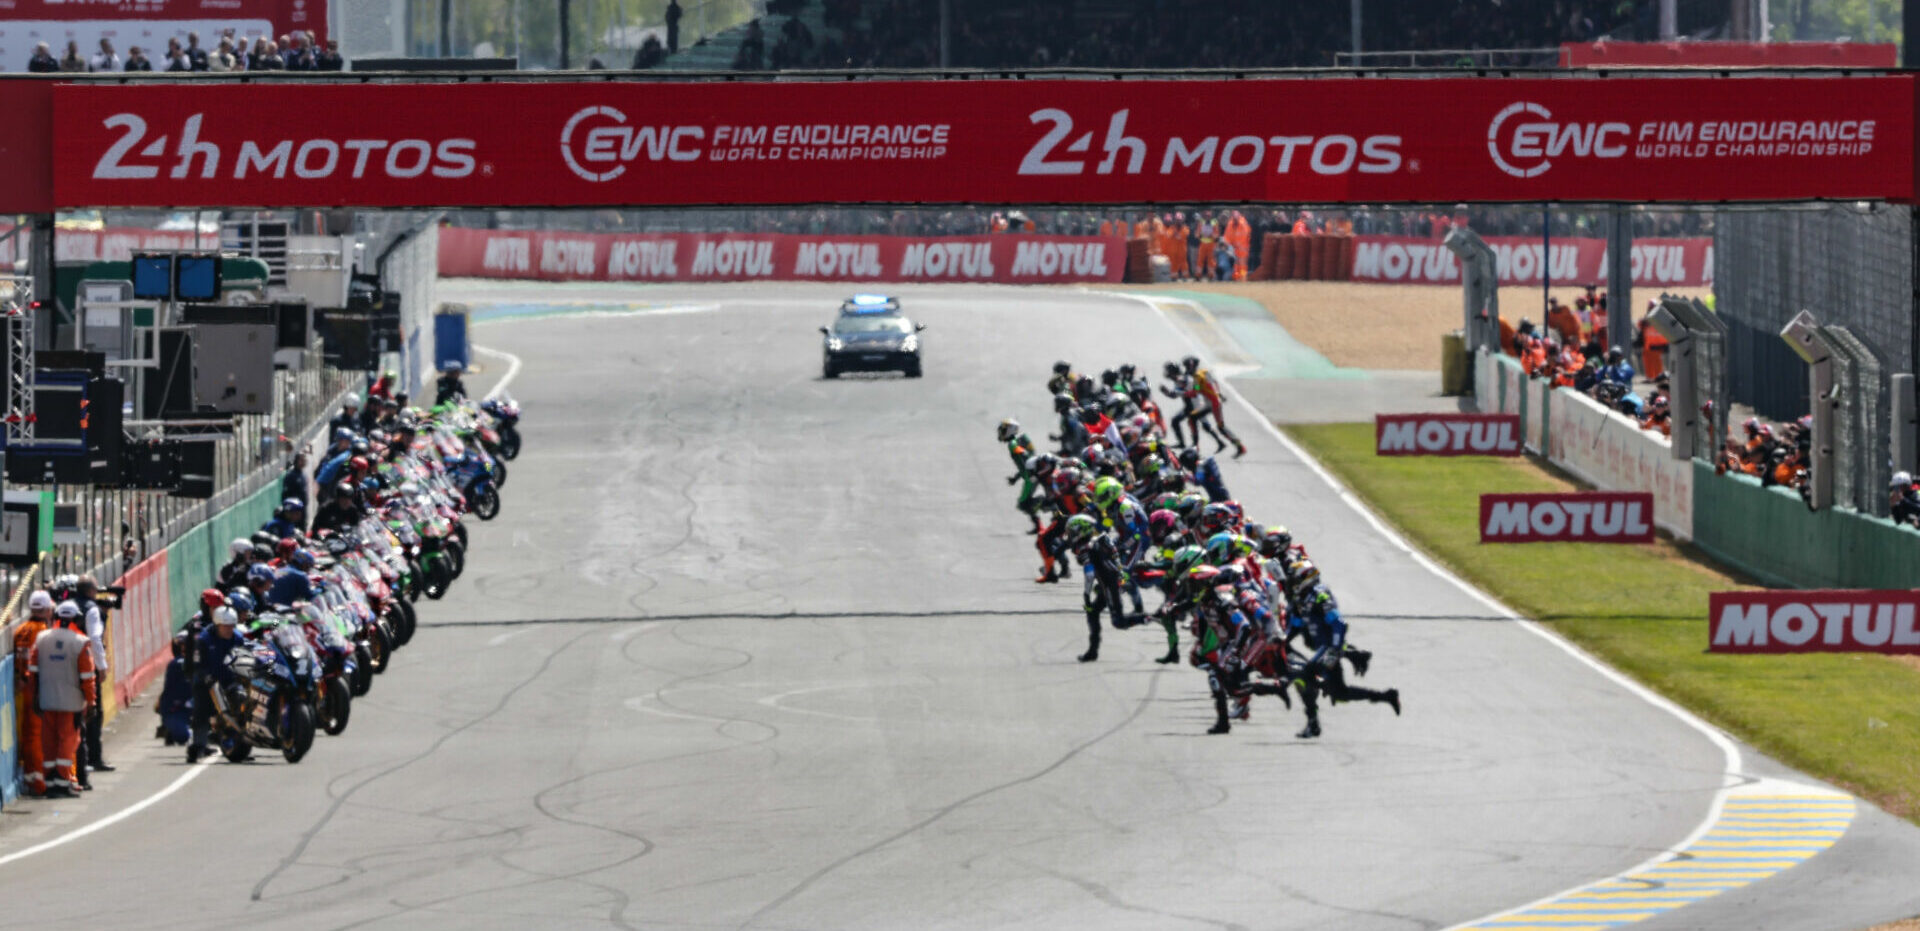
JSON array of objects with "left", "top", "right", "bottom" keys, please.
[{"left": 1458, "top": 791, "right": 1855, "bottom": 930}]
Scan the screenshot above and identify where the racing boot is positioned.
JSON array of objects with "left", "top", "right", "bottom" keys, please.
[
  {"left": 1232, "top": 442, "right": 1248, "bottom": 459},
  {"left": 1346, "top": 647, "right": 1372, "bottom": 678},
  {"left": 1386, "top": 688, "right": 1402, "bottom": 717},
  {"left": 1035, "top": 552, "right": 1058, "bottom": 584},
  {"left": 1155, "top": 617, "right": 1181, "bottom": 663},
  {"left": 1296, "top": 709, "right": 1321, "bottom": 740},
  {"left": 1208, "top": 693, "right": 1232, "bottom": 734},
  {"left": 1078, "top": 619, "right": 1100, "bottom": 663}
]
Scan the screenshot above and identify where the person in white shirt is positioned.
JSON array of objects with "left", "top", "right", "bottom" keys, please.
[{"left": 88, "top": 38, "right": 121, "bottom": 73}]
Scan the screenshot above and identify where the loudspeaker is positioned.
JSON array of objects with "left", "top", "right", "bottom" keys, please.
[
  {"left": 142, "top": 329, "right": 197, "bottom": 418},
  {"left": 169, "top": 440, "right": 217, "bottom": 498},
  {"left": 87, "top": 377, "right": 125, "bottom": 483},
  {"left": 121, "top": 440, "right": 181, "bottom": 489},
  {"left": 4, "top": 451, "right": 90, "bottom": 485},
  {"left": 35, "top": 352, "right": 107, "bottom": 378},
  {"left": 317, "top": 312, "right": 376, "bottom": 371},
  {"left": 274, "top": 301, "right": 312, "bottom": 350}
]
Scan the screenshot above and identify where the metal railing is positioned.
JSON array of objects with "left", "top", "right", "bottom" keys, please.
[
  {"left": 1, "top": 356, "right": 355, "bottom": 620},
  {"left": 1334, "top": 47, "right": 1560, "bottom": 68}
]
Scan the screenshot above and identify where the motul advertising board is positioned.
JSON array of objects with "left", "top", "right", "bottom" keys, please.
[
  {"left": 1709, "top": 590, "right": 1920, "bottom": 654},
  {"left": 1479, "top": 492, "right": 1654, "bottom": 543},
  {"left": 47, "top": 75, "right": 1916, "bottom": 209},
  {"left": 1376, "top": 414, "right": 1522, "bottom": 457},
  {"left": 0, "top": 1, "right": 325, "bottom": 73},
  {"left": 1350, "top": 235, "right": 1710, "bottom": 287},
  {"left": 438, "top": 228, "right": 1124, "bottom": 284}
]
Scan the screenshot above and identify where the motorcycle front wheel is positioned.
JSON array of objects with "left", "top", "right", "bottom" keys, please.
[
  {"left": 280, "top": 698, "right": 316, "bottom": 763},
  {"left": 446, "top": 539, "right": 467, "bottom": 579},
  {"left": 424, "top": 557, "right": 453, "bottom": 600},
  {"left": 349, "top": 644, "right": 373, "bottom": 696},
  {"left": 472, "top": 486, "right": 501, "bottom": 521},
  {"left": 387, "top": 600, "right": 416, "bottom": 647},
  {"left": 321, "top": 681, "right": 351, "bottom": 736},
  {"left": 500, "top": 427, "right": 521, "bottom": 460},
  {"left": 222, "top": 735, "right": 253, "bottom": 763},
  {"left": 366, "top": 626, "right": 391, "bottom": 674}
]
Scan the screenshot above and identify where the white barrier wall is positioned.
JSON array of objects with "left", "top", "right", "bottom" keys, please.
[{"left": 1473, "top": 350, "right": 1694, "bottom": 539}]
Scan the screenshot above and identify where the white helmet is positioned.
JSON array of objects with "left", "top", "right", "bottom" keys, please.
[
  {"left": 231, "top": 537, "right": 253, "bottom": 557},
  {"left": 997, "top": 418, "right": 1021, "bottom": 442},
  {"left": 345, "top": 392, "right": 363, "bottom": 409},
  {"left": 214, "top": 606, "right": 239, "bottom": 627},
  {"left": 1893, "top": 471, "right": 1913, "bottom": 489}
]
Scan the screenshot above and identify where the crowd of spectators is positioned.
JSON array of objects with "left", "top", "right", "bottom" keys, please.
[
  {"left": 24, "top": 29, "right": 341, "bottom": 73},
  {"left": 495, "top": 205, "right": 1709, "bottom": 252},
  {"left": 1502, "top": 290, "right": 1679, "bottom": 436},
  {"left": 1716, "top": 415, "right": 1813, "bottom": 495}
]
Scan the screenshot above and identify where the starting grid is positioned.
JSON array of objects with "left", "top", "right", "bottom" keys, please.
[{"left": 1456, "top": 784, "right": 1856, "bottom": 927}]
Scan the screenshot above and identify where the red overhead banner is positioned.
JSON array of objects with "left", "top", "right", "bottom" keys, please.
[
  {"left": 1709, "top": 590, "right": 1920, "bottom": 654},
  {"left": 1376, "top": 413, "right": 1523, "bottom": 456},
  {"left": 1479, "top": 492, "right": 1655, "bottom": 543},
  {"left": 48, "top": 76, "right": 1917, "bottom": 209},
  {"left": 438, "top": 228, "right": 1125, "bottom": 284},
  {"left": 1350, "top": 235, "right": 1711, "bottom": 287}
]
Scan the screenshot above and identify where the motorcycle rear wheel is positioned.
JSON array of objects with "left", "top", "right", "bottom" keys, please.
[
  {"left": 281, "top": 698, "right": 316, "bottom": 763},
  {"left": 473, "top": 485, "right": 501, "bottom": 521},
  {"left": 321, "top": 681, "right": 351, "bottom": 735}
]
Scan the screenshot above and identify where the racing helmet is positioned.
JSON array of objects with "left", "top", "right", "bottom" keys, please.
[{"left": 1064, "top": 513, "right": 1100, "bottom": 542}]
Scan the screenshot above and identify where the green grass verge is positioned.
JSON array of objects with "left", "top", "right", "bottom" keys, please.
[{"left": 1288, "top": 422, "right": 1920, "bottom": 824}]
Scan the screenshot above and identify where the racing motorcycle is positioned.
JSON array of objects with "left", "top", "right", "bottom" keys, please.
[
  {"left": 481, "top": 395, "right": 522, "bottom": 460},
  {"left": 208, "top": 621, "right": 318, "bottom": 763},
  {"left": 449, "top": 448, "right": 501, "bottom": 521},
  {"left": 296, "top": 604, "right": 356, "bottom": 736}
]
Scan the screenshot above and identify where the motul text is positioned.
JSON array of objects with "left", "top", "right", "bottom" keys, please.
[
  {"left": 1375, "top": 414, "right": 1522, "bottom": 457},
  {"left": 1709, "top": 590, "right": 1920, "bottom": 654},
  {"left": 1479, "top": 492, "right": 1655, "bottom": 543}
]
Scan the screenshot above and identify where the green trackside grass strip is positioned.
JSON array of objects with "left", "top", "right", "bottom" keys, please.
[{"left": 1287, "top": 422, "right": 1920, "bottom": 826}]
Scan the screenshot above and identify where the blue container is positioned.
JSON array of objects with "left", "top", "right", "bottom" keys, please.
[{"left": 434, "top": 309, "right": 471, "bottom": 375}]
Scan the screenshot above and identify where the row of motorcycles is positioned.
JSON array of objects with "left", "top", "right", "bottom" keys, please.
[{"left": 182, "top": 394, "right": 523, "bottom": 765}]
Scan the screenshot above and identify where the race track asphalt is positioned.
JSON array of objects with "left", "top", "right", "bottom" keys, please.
[{"left": 0, "top": 281, "right": 1915, "bottom": 931}]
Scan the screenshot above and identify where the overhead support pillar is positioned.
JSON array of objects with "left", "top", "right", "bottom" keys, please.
[
  {"left": 1647, "top": 303, "right": 1696, "bottom": 461},
  {"left": 1606, "top": 206, "right": 1632, "bottom": 355},
  {"left": 1444, "top": 225, "right": 1500, "bottom": 358},
  {"left": 1782, "top": 310, "right": 1836, "bottom": 511}
]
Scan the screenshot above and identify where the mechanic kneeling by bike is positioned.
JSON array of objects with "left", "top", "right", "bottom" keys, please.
[{"left": 187, "top": 607, "right": 246, "bottom": 763}]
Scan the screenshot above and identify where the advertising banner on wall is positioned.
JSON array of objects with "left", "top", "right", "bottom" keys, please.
[
  {"left": 1480, "top": 491, "right": 1656, "bottom": 543},
  {"left": 1375, "top": 413, "right": 1523, "bottom": 456},
  {"left": 49, "top": 75, "right": 1916, "bottom": 209},
  {"left": 1349, "top": 235, "right": 1711, "bottom": 287},
  {"left": 1545, "top": 388, "right": 1694, "bottom": 539},
  {"left": 438, "top": 228, "right": 1126, "bottom": 285},
  {"left": 1709, "top": 590, "right": 1920, "bottom": 654}
]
